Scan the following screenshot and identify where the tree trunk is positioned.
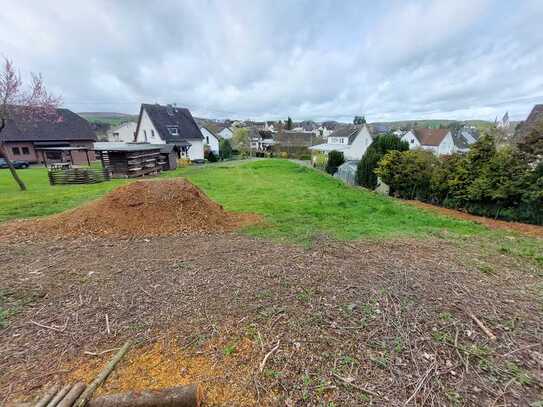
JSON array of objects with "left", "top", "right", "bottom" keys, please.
[
  {"left": 0, "top": 119, "right": 27, "bottom": 191},
  {"left": 87, "top": 384, "right": 202, "bottom": 407}
]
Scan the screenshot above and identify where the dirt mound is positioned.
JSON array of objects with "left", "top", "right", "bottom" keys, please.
[{"left": 7, "top": 180, "right": 259, "bottom": 239}]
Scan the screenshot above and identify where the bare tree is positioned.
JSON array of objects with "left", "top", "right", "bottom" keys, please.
[{"left": 0, "top": 58, "right": 60, "bottom": 191}]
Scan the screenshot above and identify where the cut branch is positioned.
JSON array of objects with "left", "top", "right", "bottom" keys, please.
[{"left": 74, "top": 340, "right": 132, "bottom": 406}]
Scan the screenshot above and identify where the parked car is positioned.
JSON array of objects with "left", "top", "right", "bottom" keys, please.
[{"left": 0, "top": 158, "right": 30, "bottom": 169}]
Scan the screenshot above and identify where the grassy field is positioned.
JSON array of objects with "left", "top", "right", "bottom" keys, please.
[
  {"left": 165, "top": 160, "right": 484, "bottom": 242},
  {"left": 0, "top": 168, "right": 126, "bottom": 222},
  {"left": 1, "top": 160, "right": 541, "bottom": 262}
]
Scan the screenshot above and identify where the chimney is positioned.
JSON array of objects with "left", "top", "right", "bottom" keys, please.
[{"left": 166, "top": 104, "right": 174, "bottom": 116}]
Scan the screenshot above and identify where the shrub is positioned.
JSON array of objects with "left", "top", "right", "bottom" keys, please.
[
  {"left": 356, "top": 133, "right": 409, "bottom": 189},
  {"left": 280, "top": 151, "right": 289, "bottom": 159},
  {"left": 326, "top": 150, "right": 344, "bottom": 175},
  {"left": 376, "top": 150, "right": 439, "bottom": 200},
  {"left": 314, "top": 153, "right": 327, "bottom": 170},
  {"left": 299, "top": 154, "right": 312, "bottom": 161},
  {"left": 375, "top": 131, "right": 543, "bottom": 225},
  {"left": 207, "top": 151, "right": 218, "bottom": 162},
  {"left": 220, "top": 139, "right": 233, "bottom": 159}
]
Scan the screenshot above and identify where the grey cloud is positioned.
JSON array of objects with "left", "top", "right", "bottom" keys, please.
[{"left": 0, "top": 0, "right": 542, "bottom": 121}]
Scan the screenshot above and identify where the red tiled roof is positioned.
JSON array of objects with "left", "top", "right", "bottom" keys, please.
[{"left": 413, "top": 128, "right": 449, "bottom": 146}]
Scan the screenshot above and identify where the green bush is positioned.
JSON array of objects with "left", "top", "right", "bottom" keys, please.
[
  {"left": 375, "top": 132, "right": 543, "bottom": 225},
  {"left": 207, "top": 151, "right": 218, "bottom": 162},
  {"left": 326, "top": 150, "right": 344, "bottom": 175},
  {"left": 220, "top": 139, "right": 233, "bottom": 159},
  {"left": 356, "top": 133, "right": 409, "bottom": 189}
]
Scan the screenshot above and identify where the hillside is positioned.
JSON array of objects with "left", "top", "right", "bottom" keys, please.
[{"left": 78, "top": 112, "right": 138, "bottom": 127}]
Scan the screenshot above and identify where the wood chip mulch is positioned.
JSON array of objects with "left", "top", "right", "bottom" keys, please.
[{"left": 1, "top": 232, "right": 542, "bottom": 406}]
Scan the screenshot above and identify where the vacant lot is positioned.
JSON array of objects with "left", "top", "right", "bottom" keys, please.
[{"left": 1, "top": 160, "right": 542, "bottom": 406}]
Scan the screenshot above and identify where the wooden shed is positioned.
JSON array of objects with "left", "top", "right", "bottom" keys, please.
[
  {"left": 93, "top": 143, "right": 162, "bottom": 178},
  {"left": 157, "top": 144, "right": 180, "bottom": 171}
]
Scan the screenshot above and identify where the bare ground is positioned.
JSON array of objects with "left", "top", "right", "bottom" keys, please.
[{"left": 1, "top": 233, "right": 542, "bottom": 406}]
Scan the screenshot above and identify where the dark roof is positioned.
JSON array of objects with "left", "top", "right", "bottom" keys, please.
[
  {"left": 525, "top": 104, "right": 543, "bottom": 124},
  {"left": 138, "top": 104, "right": 203, "bottom": 143},
  {"left": 276, "top": 131, "right": 322, "bottom": 147},
  {"left": 329, "top": 125, "right": 373, "bottom": 144},
  {"left": 413, "top": 128, "right": 449, "bottom": 146},
  {"left": 451, "top": 132, "right": 470, "bottom": 149},
  {"left": 0, "top": 108, "right": 96, "bottom": 142}
]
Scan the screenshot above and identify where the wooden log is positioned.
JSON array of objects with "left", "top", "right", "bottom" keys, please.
[
  {"left": 35, "top": 385, "right": 60, "bottom": 407},
  {"left": 86, "top": 384, "right": 202, "bottom": 407},
  {"left": 46, "top": 383, "right": 73, "bottom": 407},
  {"left": 74, "top": 340, "right": 132, "bottom": 407},
  {"left": 57, "top": 383, "right": 86, "bottom": 407}
]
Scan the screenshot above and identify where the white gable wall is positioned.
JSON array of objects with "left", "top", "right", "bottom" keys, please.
[
  {"left": 135, "top": 108, "right": 163, "bottom": 144},
  {"left": 218, "top": 128, "right": 233, "bottom": 140},
  {"left": 107, "top": 122, "right": 137, "bottom": 143},
  {"left": 200, "top": 127, "right": 220, "bottom": 154},
  {"left": 345, "top": 125, "right": 373, "bottom": 160},
  {"left": 437, "top": 132, "right": 455, "bottom": 155},
  {"left": 401, "top": 131, "right": 421, "bottom": 149}
]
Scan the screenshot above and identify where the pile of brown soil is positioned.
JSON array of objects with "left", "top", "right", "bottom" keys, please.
[{"left": 8, "top": 179, "right": 259, "bottom": 239}]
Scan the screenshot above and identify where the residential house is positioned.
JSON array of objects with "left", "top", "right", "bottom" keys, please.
[
  {"left": 309, "top": 124, "right": 374, "bottom": 161},
  {"left": 515, "top": 104, "right": 543, "bottom": 141},
  {"left": 249, "top": 128, "right": 276, "bottom": 152},
  {"left": 401, "top": 128, "right": 477, "bottom": 155},
  {"left": 134, "top": 103, "right": 204, "bottom": 161},
  {"left": 106, "top": 121, "right": 137, "bottom": 143},
  {"left": 0, "top": 107, "right": 96, "bottom": 165},
  {"left": 200, "top": 126, "right": 221, "bottom": 155},
  {"left": 217, "top": 125, "right": 234, "bottom": 140}
]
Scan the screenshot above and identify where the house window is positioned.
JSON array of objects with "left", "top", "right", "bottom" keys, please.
[
  {"left": 206, "top": 136, "right": 209, "bottom": 144},
  {"left": 12, "top": 147, "right": 20, "bottom": 155},
  {"left": 168, "top": 126, "right": 179, "bottom": 136},
  {"left": 151, "top": 129, "right": 155, "bottom": 139},
  {"left": 22, "top": 147, "right": 30, "bottom": 155},
  {"left": 144, "top": 130, "right": 148, "bottom": 142}
]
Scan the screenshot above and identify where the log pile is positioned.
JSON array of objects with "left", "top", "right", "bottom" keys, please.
[{"left": 14, "top": 340, "right": 202, "bottom": 407}]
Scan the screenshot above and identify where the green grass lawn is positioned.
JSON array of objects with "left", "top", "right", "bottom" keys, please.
[
  {"left": 1, "top": 160, "right": 541, "bottom": 265},
  {"left": 165, "top": 159, "right": 484, "bottom": 242},
  {"left": 0, "top": 168, "right": 126, "bottom": 221}
]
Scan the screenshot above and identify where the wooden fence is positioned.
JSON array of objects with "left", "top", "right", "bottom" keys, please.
[{"left": 48, "top": 168, "right": 111, "bottom": 185}]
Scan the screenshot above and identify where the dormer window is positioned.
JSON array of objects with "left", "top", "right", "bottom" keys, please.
[{"left": 167, "top": 126, "right": 179, "bottom": 136}]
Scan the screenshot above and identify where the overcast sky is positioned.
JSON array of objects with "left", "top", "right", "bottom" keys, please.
[{"left": 1, "top": 0, "right": 542, "bottom": 122}]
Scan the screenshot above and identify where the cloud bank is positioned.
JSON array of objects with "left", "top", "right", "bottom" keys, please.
[{"left": 1, "top": 0, "right": 542, "bottom": 121}]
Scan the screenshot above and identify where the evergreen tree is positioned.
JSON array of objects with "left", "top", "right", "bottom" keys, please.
[
  {"left": 353, "top": 115, "right": 366, "bottom": 125},
  {"left": 286, "top": 116, "right": 293, "bottom": 130},
  {"left": 356, "top": 133, "right": 409, "bottom": 189}
]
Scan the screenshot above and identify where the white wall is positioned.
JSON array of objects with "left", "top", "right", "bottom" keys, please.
[
  {"left": 401, "top": 131, "right": 421, "bottom": 148},
  {"left": 188, "top": 139, "right": 204, "bottom": 160},
  {"left": 107, "top": 122, "right": 137, "bottom": 143},
  {"left": 345, "top": 125, "right": 373, "bottom": 160},
  {"left": 135, "top": 109, "right": 164, "bottom": 144},
  {"left": 200, "top": 127, "right": 220, "bottom": 154},
  {"left": 218, "top": 128, "right": 233, "bottom": 140},
  {"left": 437, "top": 132, "right": 455, "bottom": 155}
]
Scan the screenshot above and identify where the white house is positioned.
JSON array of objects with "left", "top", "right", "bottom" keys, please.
[
  {"left": 401, "top": 128, "right": 477, "bottom": 155},
  {"left": 134, "top": 103, "right": 204, "bottom": 161},
  {"left": 200, "top": 126, "right": 221, "bottom": 155},
  {"left": 217, "top": 126, "right": 234, "bottom": 140},
  {"left": 309, "top": 124, "right": 374, "bottom": 161},
  {"left": 106, "top": 121, "right": 137, "bottom": 143}
]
